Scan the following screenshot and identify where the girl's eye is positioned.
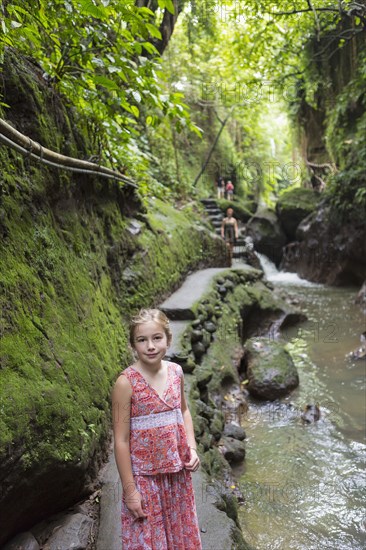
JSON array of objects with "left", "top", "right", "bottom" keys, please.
[{"left": 154, "top": 335, "right": 163, "bottom": 340}]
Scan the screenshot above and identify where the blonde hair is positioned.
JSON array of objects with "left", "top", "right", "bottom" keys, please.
[{"left": 129, "top": 309, "right": 172, "bottom": 347}]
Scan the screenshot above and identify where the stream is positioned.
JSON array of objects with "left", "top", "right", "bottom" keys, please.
[{"left": 235, "top": 255, "right": 366, "bottom": 550}]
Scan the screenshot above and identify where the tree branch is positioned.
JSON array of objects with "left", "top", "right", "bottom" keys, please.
[
  {"left": 273, "top": 8, "right": 339, "bottom": 17},
  {"left": 193, "top": 105, "right": 236, "bottom": 187},
  {"left": 307, "top": 0, "right": 321, "bottom": 41},
  {"left": 213, "top": 109, "right": 224, "bottom": 125}
]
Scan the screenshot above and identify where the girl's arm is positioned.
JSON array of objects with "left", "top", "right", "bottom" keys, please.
[
  {"left": 180, "top": 376, "right": 200, "bottom": 471},
  {"left": 111, "top": 375, "right": 147, "bottom": 518},
  {"left": 234, "top": 218, "right": 239, "bottom": 239}
]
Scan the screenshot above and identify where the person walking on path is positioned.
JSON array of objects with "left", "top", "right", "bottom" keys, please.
[
  {"left": 112, "top": 309, "right": 202, "bottom": 550},
  {"left": 216, "top": 175, "right": 225, "bottom": 199},
  {"left": 221, "top": 207, "right": 239, "bottom": 266},
  {"left": 225, "top": 180, "right": 234, "bottom": 200}
]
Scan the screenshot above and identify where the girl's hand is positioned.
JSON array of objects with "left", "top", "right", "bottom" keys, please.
[
  {"left": 125, "top": 489, "right": 148, "bottom": 520},
  {"left": 184, "top": 448, "right": 200, "bottom": 472}
]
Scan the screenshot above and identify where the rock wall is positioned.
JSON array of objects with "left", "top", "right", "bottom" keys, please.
[
  {"left": 0, "top": 51, "right": 227, "bottom": 545},
  {"left": 281, "top": 204, "right": 366, "bottom": 285}
]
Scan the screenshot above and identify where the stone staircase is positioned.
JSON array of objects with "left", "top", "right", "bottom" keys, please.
[
  {"left": 201, "top": 199, "right": 252, "bottom": 260},
  {"left": 201, "top": 198, "right": 223, "bottom": 235}
]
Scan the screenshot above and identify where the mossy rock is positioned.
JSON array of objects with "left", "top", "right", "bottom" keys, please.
[
  {"left": 276, "top": 187, "right": 321, "bottom": 241},
  {"left": 209, "top": 409, "right": 225, "bottom": 440},
  {"left": 244, "top": 337, "right": 299, "bottom": 400}
]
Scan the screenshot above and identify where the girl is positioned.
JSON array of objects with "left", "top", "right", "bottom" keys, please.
[
  {"left": 221, "top": 207, "right": 239, "bottom": 266},
  {"left": 112, "top": 309, "right": 202, "bottom": 550}
]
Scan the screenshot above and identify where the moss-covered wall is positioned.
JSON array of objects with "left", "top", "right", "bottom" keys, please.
[{"left": 0, "top": 51, "right": 227, "bottom": 544}]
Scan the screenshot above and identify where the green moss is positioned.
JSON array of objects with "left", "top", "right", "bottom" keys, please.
[
  {"left": 0, "top": 163, "right": 226, "bottom": 480},
  {"left": 245, "top": 337, "right": 299, "bottom": 387},
  {"left": 277, "top": 187, "right": 320, "bottom": 211}
]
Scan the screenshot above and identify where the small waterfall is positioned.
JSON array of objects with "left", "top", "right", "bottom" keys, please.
[{"left": 256, "top": 253, "right": 321, "bottom": 287}]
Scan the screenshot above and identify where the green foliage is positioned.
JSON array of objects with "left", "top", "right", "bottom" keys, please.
[
  {"left": 0, "top": 0, "right": 200, "bottom": 196},
  {"left": 1, "top": 0, "right": 365, "bottom": 208}
]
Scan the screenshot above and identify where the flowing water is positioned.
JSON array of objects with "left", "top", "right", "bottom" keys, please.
[{"left": 236, "top": 256, "right": 366, "bottom": 550}]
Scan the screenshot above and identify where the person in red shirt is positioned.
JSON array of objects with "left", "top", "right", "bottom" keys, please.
[{"left": 225, "top": 180, "right": 234, "bottom": 200}]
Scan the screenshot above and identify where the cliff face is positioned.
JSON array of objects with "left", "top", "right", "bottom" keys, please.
[
  {"left": 281, "top": 204, "right": 366, "bottom": 286},
  {"left": 0, "top": 50, "right": 226, "bottom": 545},
  {"left": 283, "top": 16, "right": 366, "bottom": 286},
  {"left": 296, "top": 15, "right": 366, "bottom": 167}
]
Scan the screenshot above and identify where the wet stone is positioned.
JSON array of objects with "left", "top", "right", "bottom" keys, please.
[
  {"left": 195, "top": 399, "right": 215, "bottom": 421},
  {"left": 194, "top": 415, "right": 209, "bottom": 437},
  {"left": 202, "top": 329, "right": 212, "bottom": 349},
  {"left": 195, "top": 366, "right": 213, "bottom": 389},
  {"left": 3, "top": 532, "right": 40, "bottom": 550},
  {"left": 223, "top": 423, "right": 246, "bottom": 441},
  {"left": 224, "top": 280, "right": 235, "bottom": 291},
  {"left": 192, "top": 341, "right": 206, "bottom": 361},
  {"left": 203, "top": 321, "right": 217, "bottom": 333},
  {"left": 218, "top": 436, "right": 246, "bottom": 464},
  {"left": 210, "top": 411, "right": 225, "bottom": 440},
  {"left": 199, "top": 431, "right": 215, "bottom": 451},
  {"left": 191, "top": 329, "right": 204, "bottom": 343}
]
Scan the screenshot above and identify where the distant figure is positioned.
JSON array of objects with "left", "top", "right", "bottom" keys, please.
[
  {"left": 216, "top": 175, "right": 225, "bottom": 199},
  {"left": 226, "top": 180, "right": 234, "bottom": 200},
  {"left": 221, "top": 207, "right": 239, "bottom": 265}
]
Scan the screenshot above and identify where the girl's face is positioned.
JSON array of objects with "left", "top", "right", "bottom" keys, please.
[{"left": 132, "top": 321, "right": 169, "bottom": 367}]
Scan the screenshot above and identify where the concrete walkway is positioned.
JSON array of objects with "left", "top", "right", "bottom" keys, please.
[
  {"left": 96, "top": 266, "right": 242, "bottom": 549},
  {"left": 160, "top": 267, "right": 229, "bottom": 320}
]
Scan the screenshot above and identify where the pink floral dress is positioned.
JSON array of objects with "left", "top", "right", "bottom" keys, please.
[{"left": 120, "top": 362, "right": 202, "bottom": 550}]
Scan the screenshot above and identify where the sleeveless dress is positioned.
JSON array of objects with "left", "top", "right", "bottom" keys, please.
[
  {"left": 223, "top": 218, "right": 236, "bottom": 244},
  {"left": 120, "top": 362, "right": 202, "bottom": 550}
]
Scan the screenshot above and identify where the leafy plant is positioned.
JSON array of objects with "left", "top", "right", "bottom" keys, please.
[{"left": 0, "top": 0, "right": 200, "bottom": 196}]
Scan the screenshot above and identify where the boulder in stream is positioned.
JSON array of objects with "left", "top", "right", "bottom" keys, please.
[
  {"left": 244, "top": 337, "right": 299, "bottom": 400},
  {"left": 246, "top": 210, "right": 287, "bottom": 266},
  {"left": 218, "top": 435, "right": 246, "bottom": 463}
]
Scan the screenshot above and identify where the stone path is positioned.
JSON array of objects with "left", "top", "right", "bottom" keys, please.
[
  {"left": 96, "top": 266, "right": 241, "bottom": 550},
  {"left": 160, "top": 268, "right": 229, "bottom": 319}
]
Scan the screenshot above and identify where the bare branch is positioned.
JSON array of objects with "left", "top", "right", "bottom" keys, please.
[
  {"left": 193, "top": 105, "right": 236, "bottom": 187},
  {"left": 213, "top": 109, "right": 224, "bottom": 125}
]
